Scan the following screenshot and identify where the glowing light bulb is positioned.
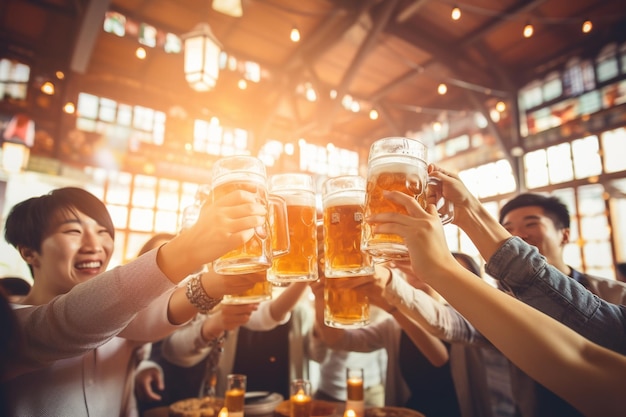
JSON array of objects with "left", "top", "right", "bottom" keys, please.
[
  {"left": 290, "top": 27, "right": 300, "bottom": 42},
  {"left": 451, "top": 7, "right": 461, "bottom": 21},
  {"left": 523, "top": 23, "right": 534, "bottom": 38}
]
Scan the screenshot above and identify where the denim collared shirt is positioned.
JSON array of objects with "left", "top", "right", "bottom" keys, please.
[{"left": 486, "top": 236, "right": 626, "bottom": 355}]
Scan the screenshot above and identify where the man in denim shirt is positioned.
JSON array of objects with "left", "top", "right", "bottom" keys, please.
[{"left": 378, "top": 182, "right": 626, "bottom": 417}]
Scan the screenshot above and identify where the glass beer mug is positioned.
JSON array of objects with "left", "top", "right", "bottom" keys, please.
[
  {"left": 211, "top": 155, "right": 290, "bottom": 280},
  {"left": 268, "top": 173, "right": 318, "bottom": 283},
  {"left": 362, "top": 137, "right": 454, "bottom": 260},
  {"left": 321, "top": 176, "right": 372, "bottom": 328}
]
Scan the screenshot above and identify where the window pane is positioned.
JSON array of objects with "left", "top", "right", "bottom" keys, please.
[
  {"left": 542, "top": 72, "right": 562, "bottom": 102},
  {"left": 581, "top": 214, "right": 610, "bottom": 240},
  {"left": 578, "top": 184, "right": 606, "bottom": 216},
  {"left": 572, "top": 136, "right": 602, "bottom": 179},
  {"left": 99, "top": 97, "right": 117, "bottom": 122},
  {"left": 105, "top": 172, "right": 132, "bottom": 204},
  {"left": 546, "top": 143, "right": 573, "bottom": 184},
  {"left": 563, "top": 243, "right": 582, "bottom": 271},
  {"left": 602, "top": 127, "right": 626, "bottom": 173},
  {"left": 157, "top": 179, "right": 180, "bottom": 210},
  {"left": 583, "top": 241, "right": 613, "bottom": 271},
  {"left": 524, "top": 150, "right": 549, "bottom": 189},
  {"left": 77, "top": 93, "right": 99, "bottom": 119},
  {"left": 117, "top": 104, "right": 133, "bottom": 126},
  {"left": 155, "top": 210, "right": 178, "bottom": 233},
  {"left": 132, "top": 175, "right": 157, "bottom": 208},
  {"left": 107, "top": 204, "right": 129, "bottom": 229},
  {"left": 129, "top": 208, "right": 154, "bottom": 231},
  {"left": 181, "top": 182, "right": 201, "bottom": 210}
]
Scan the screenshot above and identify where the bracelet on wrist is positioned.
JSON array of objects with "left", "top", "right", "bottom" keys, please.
[{"left": 186, "top": 274, "right": 222, "bottom": 314}]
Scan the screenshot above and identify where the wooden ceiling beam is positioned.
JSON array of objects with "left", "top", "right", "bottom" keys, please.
[{"left": 315, "top": 0, "right": 400, "bottom": 133}]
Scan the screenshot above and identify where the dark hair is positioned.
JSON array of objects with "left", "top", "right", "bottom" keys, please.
[
  {"left": 617, "top": 263, "right": 626, "bottom": 279},
  {"left": 499, "top": 193, "right": 570, "bottom": 229},
  {"left": 137, "top": 232, "right": 175, "bottom": 257},
  {"left": 0, "top": 277, "right": 31, "bottom": 296},
  {"left": 4, "top": 187, "right": 115, "bottom": 253},
  {"left": 452, "top": 252, "right": 482, "bottom": 277}
]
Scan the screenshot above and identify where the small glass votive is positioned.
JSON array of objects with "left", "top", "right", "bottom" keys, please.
[
  {"left": 225, "top": 374, "right": 246, "bottom": 417},
  {"left": 290, "top": 379, "right": 312, "bottom": 417},
  {"left": 346, "top": 368, "right": 364, "bottom": 417}
]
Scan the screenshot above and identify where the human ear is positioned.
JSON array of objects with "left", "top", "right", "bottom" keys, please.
[{"left": 18, "top": 246, "right": 40, "bottom": 268}]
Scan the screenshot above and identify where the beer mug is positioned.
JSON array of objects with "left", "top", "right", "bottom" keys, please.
[
  {"left": 362, "top": 137, "right": 454, "bottom": 259},
  {"left": 322, "top": 176, "right": 374, "bottom": 278},
  {"left": 212, "top": 156, "right": 290, "bottom": 275},
  {"left": 324, "top": 276, "right": 370, "bottom": 328},
  {"left": 268, "top": 173, "right": 318, "bottom": 283}
]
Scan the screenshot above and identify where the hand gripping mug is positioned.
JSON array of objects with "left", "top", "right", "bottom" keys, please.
[
  {"left": 362, "top": 137, "right": 454, "bottom": 260},
  {"left": 211, "top": 156, "right": 290, "bottom": 303}
]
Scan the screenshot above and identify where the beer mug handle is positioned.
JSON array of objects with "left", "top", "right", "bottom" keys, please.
[
  {"left": 426, "top": 177, "right": 454, "bottom": 225},
  {"left": 269, "top": 195, "right": 290, "bottom": 257}
]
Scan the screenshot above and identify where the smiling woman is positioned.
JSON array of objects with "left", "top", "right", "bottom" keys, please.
[{"left": 0, "top": 185, "right": 270, "bottom": 416}]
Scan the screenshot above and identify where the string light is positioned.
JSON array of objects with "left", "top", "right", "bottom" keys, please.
[
  {"left": 369, "top": 109, "right": 379, "bottom": 120},
  {"left": 135, "top": 47, "right": 147, "bottom": 59},
  {"left": 63, "top": 102, "right": 76, "bottom": 114},
  {"left": 238, "top": 79, "right": 247, "bottom": 89},
  {"left": 495, "top": 101, "right": 506, "bottom": 112},
  {"left": 523, "top": 22, "right": 534, "bottom": 38},
  {"left": 582, "top": 20, "right": 593, "bottom": 33},
  {"left": 438, "top": 83, "right": 448, "bottom": 95},
  {"left": 41, "top": 81, "right": 55, "bottom": 95},
  {"left": 290, "top": 26, "right": 300, "bottom": 42},
  {"left": 451, "top": 6, "right": 461, "bottom": 21}
]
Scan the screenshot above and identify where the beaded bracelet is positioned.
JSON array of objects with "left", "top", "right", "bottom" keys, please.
[{"left": 186, "top": 274, "right": 222, "bottom": 314}]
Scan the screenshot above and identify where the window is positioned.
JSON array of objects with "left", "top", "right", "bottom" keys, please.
[
  {"left": 193, "top": 118, "right": 249, "bottom": 156},
  {"left": 299, "top": 141, "right": 359, "bottom": 176},
  {"left": 596, "top": 43, "right": 619, "bottom": 83},
  {"left": 563, "top": 58, "right": 595, "bottom": 97},
  {"left": 602, "top": 128, "right": 626, "bottom": 173},
  {"left": 524, "top": 150, "right": 549, "bottom": 189},
  {"left": 542, "top": 71, "right": 562, "bottom": 102},
  {"left": 75, "top": 93, "right": 166, "bottom": 151},
  {"left": 572, "top": 136, "right": 601, "bottom": 179},
  {"left": 0, "top": 59, "right": 30, "bottom": 101},
  {"left": 458, "top": 160, "right": 516, "bottom": 199}
]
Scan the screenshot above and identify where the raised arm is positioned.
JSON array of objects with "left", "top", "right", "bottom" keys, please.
[{"left": 368, "top": 190, "right": 626, "bottom": 417}]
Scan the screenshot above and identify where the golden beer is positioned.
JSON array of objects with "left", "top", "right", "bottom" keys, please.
[
  {"left": 270, "top": 195, "right": 318, "bottom": 281},
  {"left": 324, "top": 277, "right": 370, "bottom": 328},
  {"left": 323, "top": 194, "right": 373, "bottom": 277},
  {"left": 222, "top": 279, "right": 272, "bottom": 305},
  {"left": 212, "top": 177, "right": 272, "bottom": 274},
  {"left": 362, "top": 158, "right": 428, "bottom": 259},
  {"left": 225, "top": 388, "right": 245, "bottom": 414}
]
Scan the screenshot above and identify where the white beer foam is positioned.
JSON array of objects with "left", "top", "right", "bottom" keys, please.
[
  {"left": 323, "top": 193, "right": 364, "bottom": 208},
  {"left": 368, "top": 157, "right": 427, "bottom": 176},
  {"left": 212, "top": 172, "right": 266, "bottom": 188},
  {"left": 279, "top": 192, "right": 316, "bottom": 206}
]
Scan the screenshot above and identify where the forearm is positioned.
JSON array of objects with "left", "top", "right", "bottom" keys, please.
[
  {"left": 453, "top": 196, "right": 510, "bottom": 262},
  {"left": 392, "top": 310, "right": 449, "bottom": 367},
  {"left": 427, "top": 262, "right": 625, "bottom": 417},
  {"left": 161, "top": 317, "right": 212, "bottom": 367},
  {"left": 486, "top": 237, "right": 626, "bottom": 354},
  {"left": 384, "top": 272, "right": 481, "bottom": 344},
  {"left": 269, "top": 282, "right": 308, "bottom": 322}
]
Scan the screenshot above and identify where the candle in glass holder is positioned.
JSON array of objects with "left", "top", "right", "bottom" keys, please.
[
  {"left": 290, "top": 379, "right": 312, "bottom": 417},
  {"left": 225, "top": 374, "right": 246, "bottom": 417},
  {"left": 346, "top": 368, "right": 364, "bottom": 417}
]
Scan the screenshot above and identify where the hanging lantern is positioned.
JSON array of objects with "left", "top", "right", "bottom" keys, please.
[{"left": 183, "top": 23, "right": 222, "bottom": 92}]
